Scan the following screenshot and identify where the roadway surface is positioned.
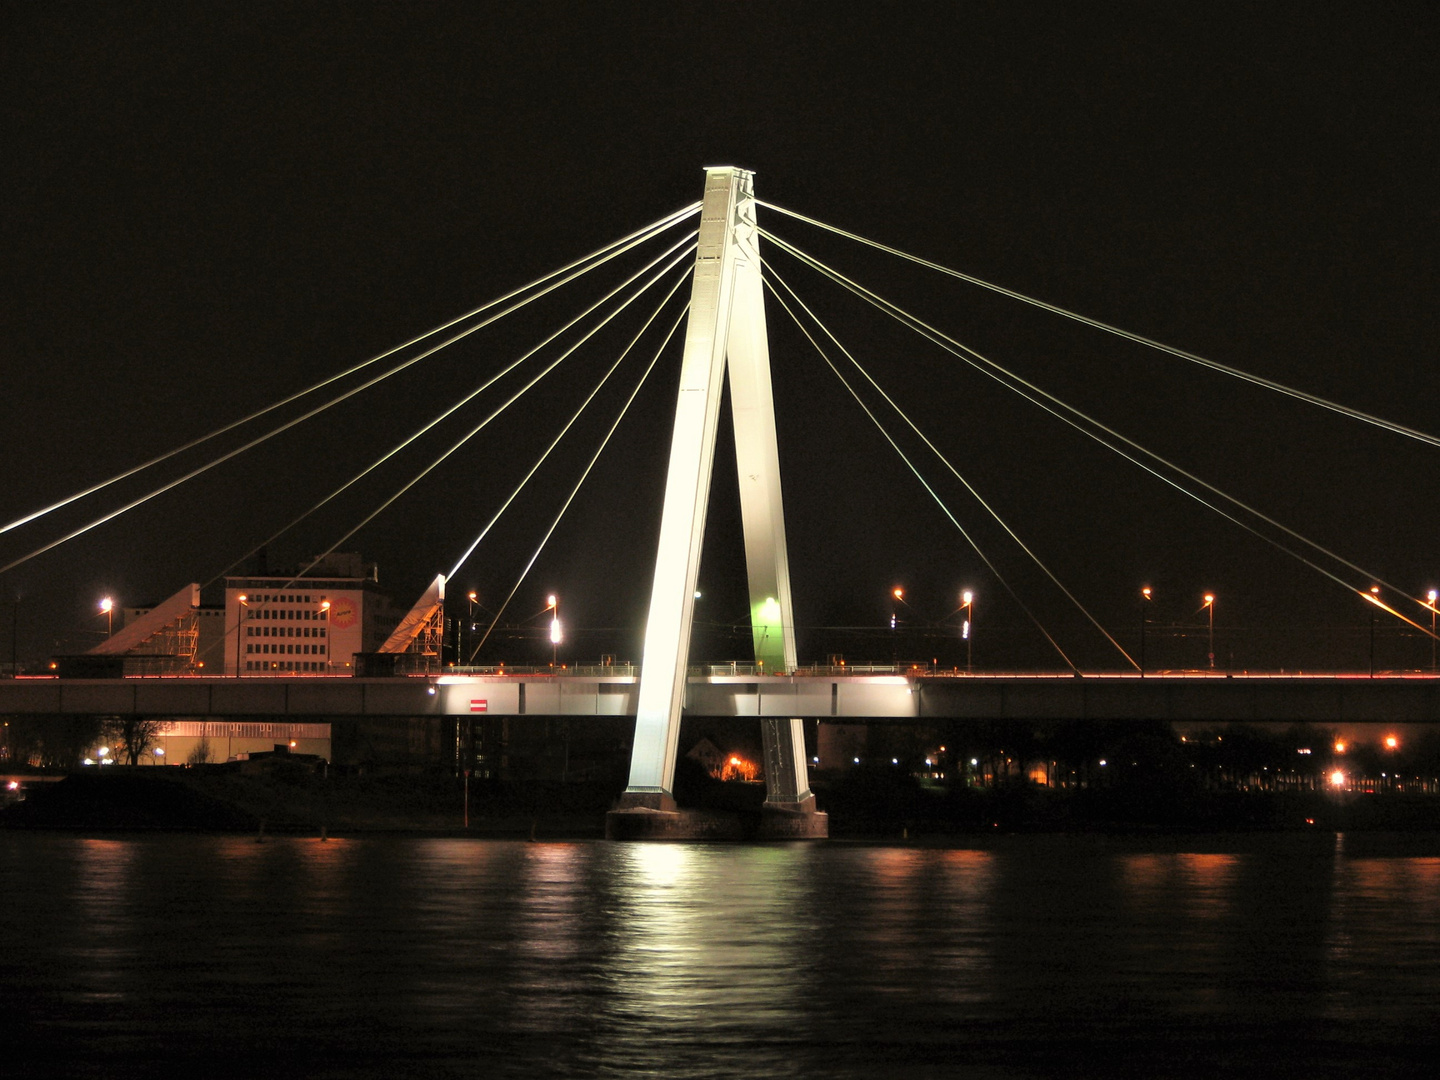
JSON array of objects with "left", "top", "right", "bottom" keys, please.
[{"left": 3, "top": 671, "right": 1439, "bottom": 724}]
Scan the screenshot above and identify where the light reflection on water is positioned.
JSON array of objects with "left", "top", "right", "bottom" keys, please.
[{"left": 4, "top": 834, "right": 1439, "bottom": 1078}]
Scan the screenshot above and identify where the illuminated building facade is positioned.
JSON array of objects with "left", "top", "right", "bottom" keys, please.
[{"left": 224, "top": 553, "right": 399, "bottom": 675}]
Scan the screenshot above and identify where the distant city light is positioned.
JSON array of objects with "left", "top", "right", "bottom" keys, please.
[
  {"left": 1330, "top": 770, "right": 1347, "bottom": 788},
  {"left": 1385, "top": 735, "right": 1399, "bottom": 750}
]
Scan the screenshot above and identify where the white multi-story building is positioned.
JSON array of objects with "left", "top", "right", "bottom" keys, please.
[{"left": 224, "top": 553, "right": 399, "bottom": 676}]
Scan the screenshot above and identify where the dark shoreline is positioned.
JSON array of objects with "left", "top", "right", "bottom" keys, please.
[{"left": 6, "top": 766, "right": 1440, "bottom": 840}]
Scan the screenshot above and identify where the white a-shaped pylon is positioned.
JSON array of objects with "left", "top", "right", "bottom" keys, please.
[{"left": 619, "top": 166, "right": 814, "bottom": 813}]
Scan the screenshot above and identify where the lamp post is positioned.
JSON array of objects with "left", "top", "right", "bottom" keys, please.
[
  {"left": 1368, "top": 585, "right": 1381, "bottom": 677},
  {"left": 962, "top": 590, "right": 974, "bottom": 673},
  {"left": 99, "top": 596, "right": 114, "bottom": 638},
  {"left": 1202, "top": 594, "right": 1215, "bottom": 670},
  {"left": 887, "top": 588, "right": 901, "bottom": 664},
  {"left": 1428, "top": 590, "right": 1437, "bottom": 675},
  {"left": 235, "top": 594, "right": 248, "bottom": 677},
  {"left": 1139, "top": 587, "right": 1152, "bottom": 677},
  {"left": 548, "top": 594, "right": 561, "bottom": 669},
  {"left": 315, "top": 600, "right": 330, "bottom": 673},
  {"left": 467, "top": 591, "right": 477, "bottom": 667}
]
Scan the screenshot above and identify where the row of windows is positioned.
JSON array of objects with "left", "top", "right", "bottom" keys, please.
[
  {"left": 249, "top": 594, "right": 320, "bottom": 604},
  {"left": 247, "top": 643, "right": 327, "bottom": 655},
  {"left": 247, "top": 626, "right": 327, "bottom": 638},
  {"left": 248, "top": 608, "right": 329, "bottom": 622},
  {"left": 244, "top": 661, "right": 329, "bottom": 672},
  {"left": 159, "top": 721, "right": 330, "bottom": 737}
]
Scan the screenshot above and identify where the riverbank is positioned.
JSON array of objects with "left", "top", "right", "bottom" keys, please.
[{"left": 5, "top": 764, "right": 1440, "bottom": 837}]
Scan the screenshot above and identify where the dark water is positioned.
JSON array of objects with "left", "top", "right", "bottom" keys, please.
[{"left": 4, "top": 833, "right": 1439, "bottom": 1078}]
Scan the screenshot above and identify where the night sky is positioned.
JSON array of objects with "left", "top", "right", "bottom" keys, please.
[{"left": 4, "top": 2, "right": 1438, "bottom": 672}]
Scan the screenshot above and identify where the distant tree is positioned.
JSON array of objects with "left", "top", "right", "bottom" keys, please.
[
  {"left": 187, "top": 737, "right": 213, "bottom": 766},
  {"left": 104, "top": 716, "right": 166, "bottom": 765},
  {"left": 6, "top": 716, "right": 105, "bottom": 767}
]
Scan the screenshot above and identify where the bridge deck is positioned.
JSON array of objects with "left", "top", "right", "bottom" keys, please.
[{"left": 2, "top": 672, "right": 1437, "bottom": 723}]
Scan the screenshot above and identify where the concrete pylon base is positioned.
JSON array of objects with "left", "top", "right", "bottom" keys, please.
[
  {"left": 604, "top": 800, "right": 829, "bottom": 842},
  {"left": 756, "top": 800, "right": 829, "bottom": 840}
]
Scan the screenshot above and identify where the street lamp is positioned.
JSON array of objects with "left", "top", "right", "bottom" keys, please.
[
  {"left": 235, "top": 594, "right": 248, "bottom": 677},
  {"left": 1139, "top": 587, "right": 1152, "bottom": 677},
  {"left": 1368, "top": 585, "right": 1381, "bottom": 677},
  {"left": 1202, "top": 594, "right": 1215, "bottom": 669},
  {"left": 467, "top": 591, "right": 477, "bottom": 666},
  {"left": 548, "top": 594, "right": 561, "bottom": 669},
  {"left": 1428, "top": 590, "right": 1437, "bottom": 675},
  {"left": 99, "top": 596, "right": 114, "bottom": 637},
  {"left": 961, "top": 590, "right": 974, "bottom": 673}
]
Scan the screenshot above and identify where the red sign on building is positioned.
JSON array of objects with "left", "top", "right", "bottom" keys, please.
[{"left": 470, "top": 699, "right": 488, "bottom": 713}]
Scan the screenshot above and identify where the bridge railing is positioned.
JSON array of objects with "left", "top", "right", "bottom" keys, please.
[{"left": 443, "top": 662, "right": 638, "bottom": 678}]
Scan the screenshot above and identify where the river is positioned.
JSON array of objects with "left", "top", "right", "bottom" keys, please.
[{"left": 4, "top": 832, "right": 1439, "bottom": 1077}]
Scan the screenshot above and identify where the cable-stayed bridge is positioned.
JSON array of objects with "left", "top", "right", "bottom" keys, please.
[{"left": 4, "top": 166, "right": 1439, "bottom": 836}]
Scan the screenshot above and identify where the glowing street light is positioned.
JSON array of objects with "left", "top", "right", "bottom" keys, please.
[
  {"left": 1202, "top": 594, "right": 1215, "bottom": 669},
  {"left": 235, "top": 594, "right": 248, "bottom": 677},
  {"left": 1139, "top": 587, "right": 1152, "bottom": 677},
  {"left": 99, "top": 596, "right": 114, "bottom": 637},
  {"left": 1367, "top": 585, "right": 1381, "bottom": 677},
  {"left": 961, "top": 590, "right": 974, "bottom": 673},
  {"left": 548, "top": 594, "right": 561, "bottom": 668},
  {"left": 460, "top": 591, "right": 477, "bottom": 668},
  {"left": 1428, "top": 590, "right": 1437, "bottom": 675}
]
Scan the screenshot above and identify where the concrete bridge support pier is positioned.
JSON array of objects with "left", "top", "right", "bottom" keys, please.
[{"left": 606, "top": 165, "right": 826, "bottom": 840}]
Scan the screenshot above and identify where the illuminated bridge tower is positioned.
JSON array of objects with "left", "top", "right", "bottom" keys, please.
[{"left": 607, "top": 166, "right": 826, "bottom": 839}]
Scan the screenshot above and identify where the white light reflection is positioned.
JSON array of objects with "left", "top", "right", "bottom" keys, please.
[{"left": 599, "top": 844, "right": 813, "bottom": 1053}]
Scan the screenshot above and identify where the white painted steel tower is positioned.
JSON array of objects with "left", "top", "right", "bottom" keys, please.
[{"left": 610, "top": 167, "right": 821, "bottom": 837}]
